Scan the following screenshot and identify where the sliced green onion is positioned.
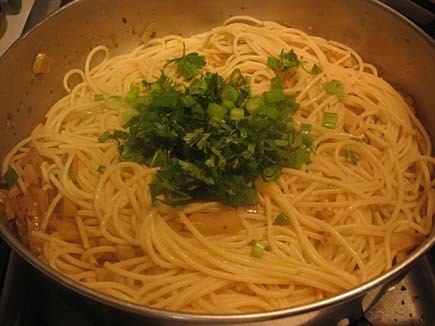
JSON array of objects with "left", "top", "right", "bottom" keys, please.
[
  {"left": 300, "top": 123, "right": 312, "bottom": 147},
  {"left": 222, "top": 99, "right": 235, "bottom": 110},
  {"left": 291, "top": 134, "right": 302, "bottom": 149},
  {"left": 350, "top": 137, "right": 363, "bottom": 142},
  {"left": 68, "top": 170, "right": 74, "bottom": 178},
  {"left": 132, "top": 95, "right": 152, "bottom": 109},
  {"left": 263, "top": 88, "right": 285, "bottom": 104},
  {"left": 180, "top": 95, "right": 197, "bottom": 107},
  {"left": 229, "top": 68, "right": 244, "bottom": 86},
  {"left": 251, "top": 240, "right": 266, "bottom": 258},
  {"left": 222, "top": 85, "right": 239, "bottom": 103},
  {"left": 3, "top": 166, "right": 18, "bottom": 187},
  {"left": 258, "top": 105, "right": 279, "bottom": 119},
  {"left": 290, "top": 148, "right": 310, "bottom": 169},
  {"left": 125, "top": 86, "right": 139, "bottom": 103},
  {"left": 267, "top": 57, "right": 280, "bottom": 70},
  {"left": 321, "top": 112, "right": 338, "bottom": 129},
  {"left": 245, "top": 96, "right": 264, "bottom": 114},
  {"left": 106, "top": 96, "right": 123, "bottom": 109},
  {"left": 150, "top": 82, "right": 162, "bottom": 91},
  {"left": 270, "top": 76, "right": 282, "bottom": 89},
  {"left": 122, "top": 108, "right": 140, "bottom": 123},
  {"left": 189, "top": 79, "right": 208, "bottom": 95},
  {"left": 94, "top": 94, "right": 104, "bottom": 101},
  {"left": 278, "top": 95, "right": 299, "bottom": 114},
  {"left": 344, "top": 146, "right": 359, "bottom": 165},
  {"left": 275, "top": 213, "right": 289, "bottom": 225},
  {"left": 207, "top": 103, "right": 228, "bottom": 120},
  {"left": 230, "top": 108, "right": 245, "bottom": 120}
]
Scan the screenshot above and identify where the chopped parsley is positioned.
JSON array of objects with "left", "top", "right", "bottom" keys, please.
[
  {"left": 0, "top": 166, "right": 18, "bottom": 189},
  {"left": 267, "top": 49, "right": 301, "bottom": 74},
  {"left": 311, "top": 64, "right": 322, "bottom": 75},
  {"left": 94, "top": 94, "right": 104, "bottom": 101},
  {"left": 97, "top": 165, "right": 106, "bottom": 174},
  {"left": 324, "top": 80, "right": 345, "bottom": 102},
  {"left": 344, "top": 146, "right": 359, "bottom": 165},
  {"left": 167, "top": 44, "right": 206, "bottom": 80},
  {"left": 100, "top": 56, "right": 311, "bottom": 207},
  {"left": 275, "top": 213, "right": 289, "bottom": 225}
]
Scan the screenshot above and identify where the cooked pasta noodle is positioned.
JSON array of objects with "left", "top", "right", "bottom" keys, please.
[{"left": 1, "top": 16, "right": 434, "bottom": 313}]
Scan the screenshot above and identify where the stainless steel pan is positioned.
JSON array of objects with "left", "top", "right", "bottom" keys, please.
[{"left": 0, "top": 0, "right": 434, "bottom": 324}]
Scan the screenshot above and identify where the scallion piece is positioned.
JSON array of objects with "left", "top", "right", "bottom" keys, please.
[
  {"left": 189, "top": 79, "right": 208, "bottom": 95},
  {"left": 300, "top": 123, "right": 312, "bottom": 147},
  {"left": 222, "top": 99, "right": 235, "bottom": 110},
  {"left": 222, "top": 85, "right": 239, "bottom": 103},
  {"left": 275, "top": 213, "right": 289, "bottom": 225},
  {"left": 3, "top": 166, "right": 18, "bottom": 187},
  {"left": 230, "top": 108, "right": 245, "bottom": 120},
  {"left": 245, "top": 96, "right": 264, "bottom": 114},
  {"left": 207, "top": 103, "right": 228, "bottom": 120},
  {"left": 258, "top": 105, "right": 279, "bottom": 119},
  {"left": 94, "top": 94, "right": 104, "bottom": 101},
  {"left": 229, "top": 68, "right": 244, "bottom": 86},
  {"left": 289, "top": 148, "right": 310, "bottom": 169},
  {"left": 150, "top": 82, "right": 162, "bottom": 91},
  {"left": 270, "top": 76, "right": 282, "bottom": 89},
  {"left": 321, "top": 112, "right": 338, "bottom": 129},
  {"left": 179, "top": 95, "right": 196, "bottom": 107},
  {"left": 106, "top": 96, "right": 123, "bottom": 109},
  {"left": 251, "top": 240, "right": 266, "bottom": 258},
  {"left": 122, "top": 108, "right": 140, "bottom": 123},
  {"left": 125, "top": 86, "right": 139, "bottom": 103},
  {"left": 264, "top": 88, "right": 285, "bottom": 104}
]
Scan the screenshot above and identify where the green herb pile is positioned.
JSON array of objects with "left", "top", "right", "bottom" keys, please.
[{"left": 99, "top": 49, "right": 336, "bottom": 207}]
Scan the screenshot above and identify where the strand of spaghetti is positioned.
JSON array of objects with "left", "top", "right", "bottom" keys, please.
[
  {"left": 174, "top": 213, "right": 347, "bottom": 291},
  {"left": 263, "top": 184, "right": 366, "bottom": 282}
]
